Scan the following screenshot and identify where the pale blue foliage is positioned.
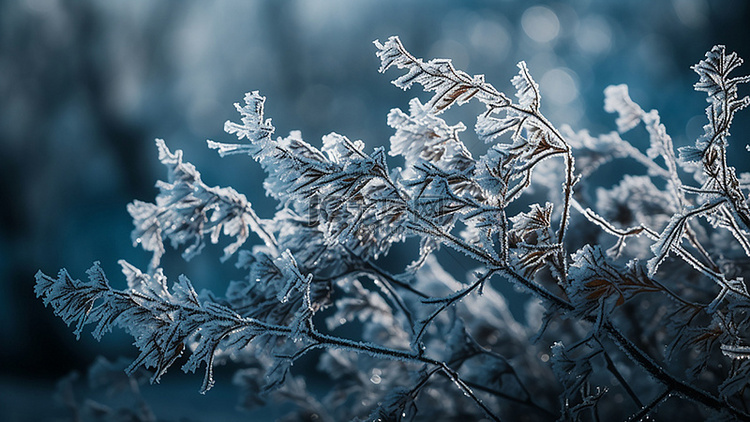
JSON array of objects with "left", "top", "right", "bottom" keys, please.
[{"left": 35, "top": 37, "right": 750, "bottom": 421}]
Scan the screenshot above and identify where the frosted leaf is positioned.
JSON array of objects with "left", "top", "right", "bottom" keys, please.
[
  {"left": 231, "top": 247, "right": 330, "bottom": 325},
  {"left": 321, "top": 132, "right": 366, "bottom": 164},
  {"left": 477, "top": 104, "right": 566, "bottom": 157},
  {"left": 223, "top": 91, "right": 275, "bottom": 144},
  {"left": 507, "top": 203, "right": 558, "bottom": 277},
  {"left": 692, "top": 45, "right": 748, "bottom": 101},
  {"left": 475, "top": 111, "right": 524, "bottom": 145},
  {"left": 401, "top": 167, "right": 466, "bottom": 230},
  {"left": 130, "top": 139, "right": 275, "bottom": 268},
  {"left": 387, "top": 98, "right": 473, "bottom": 175},
  {"left": 473, "top": 145, "right": 509, "bottom": 200},
  {"left": 603, "top": 84, "right": 643, "bottom": 133},
  {"left": 509, "top": 202, "right": 554, "bottom": 244},
  {"left": 272, "top": 250, "right": 311, "bottom": 304},
  {"left": 34, "top": 263, "right": 110, "bottom": 340},
  {"left": 375, "top": 36, "right": 508, "bottom": 114},
  {"left": 647, "top": 198, "right": 727, "bottom": 276},
  {"left": 118, "top": 259, "right": 168, "bottom": 297},
  {"left": 182, "top": 302, "right": 254, "bottom": 393},
  {"left": 443, "top": 318, "right": 478, "bottom": 363},
  {"left": 459, "top": 208, "right": 504, "bottom": 260},
  {"left": 474, "top": 100, "right": 567, "bottom": 205},
  {"left": 677, "top": 145, "right": 705, "bottom": 164},
  {"left": 511, "top": 61, "right": 540, "bottom": 112},
  {"left": 678, "top": 108, "right": 717, "bottom": 175},
  {"left": 247, "top": 130, "right": 327, "bottom": 201},
  {"left": 568, "top": 245, "right": 660, "bottom": 323},
  {"left": 647, "top": 217, "right": 686, "bottom": 276}
]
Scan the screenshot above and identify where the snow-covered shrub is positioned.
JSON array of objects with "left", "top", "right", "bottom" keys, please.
[{"left": 36, "top": 36, "right": 750, "bottom": 421}]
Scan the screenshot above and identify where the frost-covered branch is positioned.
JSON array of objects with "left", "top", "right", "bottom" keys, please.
[
  {"left": 129, "top": 139, "right": 277, "bottom": 270},
  {"left": 36, "top": 37, "right": 750, "bottom": 421}
]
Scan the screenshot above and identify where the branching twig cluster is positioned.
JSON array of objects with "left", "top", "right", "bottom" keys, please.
[{"left": 36, "top": 37, "right": 750, "bottom": 421}]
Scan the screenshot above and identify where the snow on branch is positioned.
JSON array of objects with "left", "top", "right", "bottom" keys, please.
[
  {"left": 35, "top": 262, "right": 294, "bottom": 393},
  {"left": 129, "top": 139, "right": 276, "bottom": 269}
]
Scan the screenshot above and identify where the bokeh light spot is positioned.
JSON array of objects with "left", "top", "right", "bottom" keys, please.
[
  {"left": 575, "top": 15, "right": 613, "bottom": 55},
  {"left": 541, "top": 68, "right": 579, "bottom": 105},
  {"left": 522, "top": 6, "right": 560, "bottom": 44}
]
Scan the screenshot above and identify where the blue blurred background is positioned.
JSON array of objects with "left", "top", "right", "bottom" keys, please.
[{"left": 1, "top": 0, "right": 749, "bottom": 419}]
